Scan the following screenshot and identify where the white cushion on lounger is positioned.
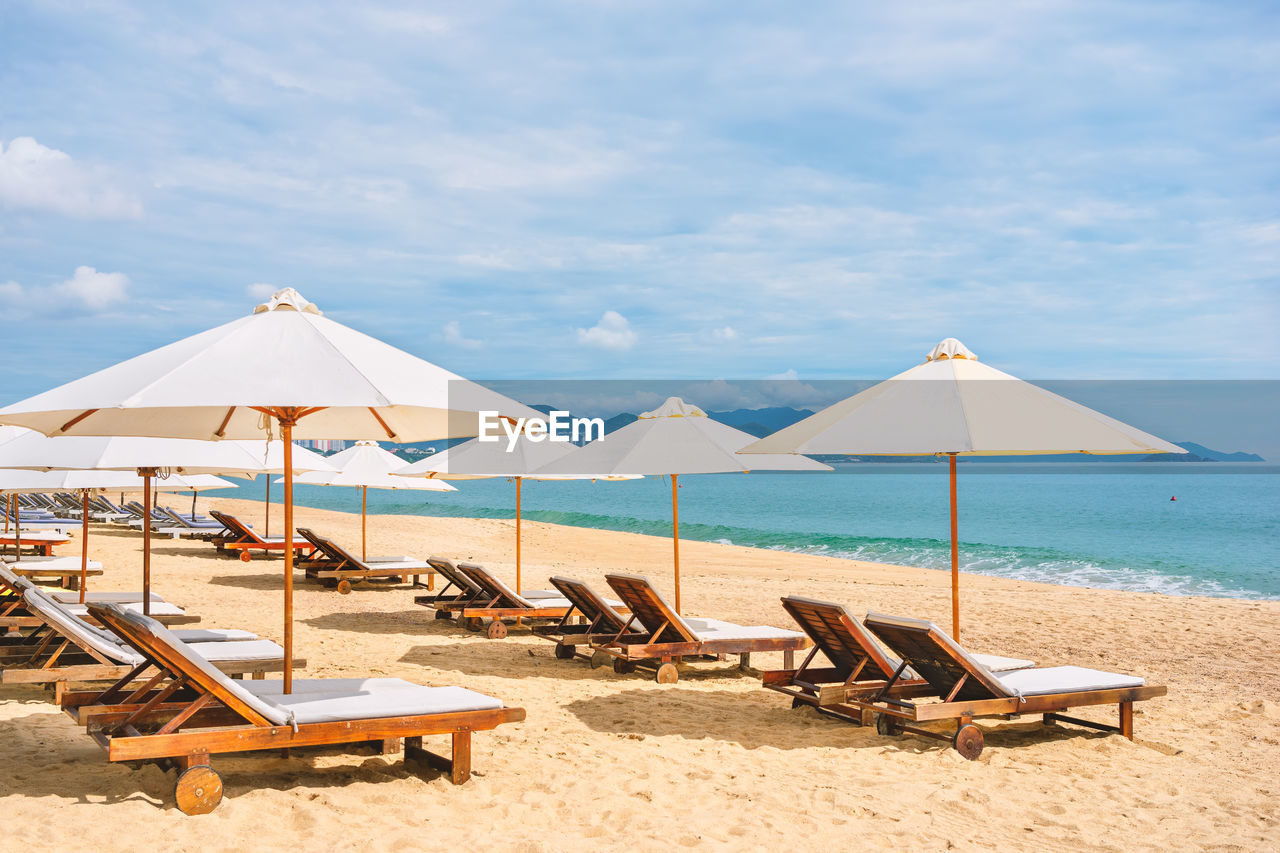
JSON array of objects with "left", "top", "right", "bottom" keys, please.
[
  {"left": 996, "top": 665, "right": 1144, "bottom": 696},
  {"left": 352, "top": 560, "right": 430, "bottom": 571},
  {"left": 241, "top": 677, "right": 425, "bottom": 697},
  {"left": 3, "top": 556, "right": 104, "bottom": 570},
  {"left": 51, "top": 591, "right": 164, "bottom": 604},
  {"left": 63, "top": 601, "right": 188, "bottom": 618},
  {"left": 188, "top": 639, "right": 284, "bottom": 663},
  {"left": 173, "top": 628, "right": 257, "bottom": 643},
  {"left": 265, "top": 683, "right": 504, "bottom": 725},
  {"left": 365, "top": 556, "right": 417, "bottom": 564},
  {"left": 971, "top": 653, "right": 1036, "bottom": 672},
  {"left": 22, "top": 588, "right": 141, "bottom": 664},
  {"left": 680, "top": 616, "right": 805, "bottom": 642}
]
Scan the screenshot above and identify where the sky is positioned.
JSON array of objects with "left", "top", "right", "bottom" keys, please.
[{"left": 1, "top": 1, "right": 1278, "bottom": 405}]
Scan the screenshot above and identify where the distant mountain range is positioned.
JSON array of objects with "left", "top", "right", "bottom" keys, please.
[{"left": 375, "top": 406, "right": 1264, "bottom": 462}]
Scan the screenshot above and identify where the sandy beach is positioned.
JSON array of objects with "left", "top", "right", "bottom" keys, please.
[{"left": 2, "top": 495, "right": 1277, "bottom": 851}]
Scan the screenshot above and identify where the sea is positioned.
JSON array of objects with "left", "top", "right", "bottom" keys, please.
[{"left": 212, "top": 463, "right": 1280, "bottom": 601}]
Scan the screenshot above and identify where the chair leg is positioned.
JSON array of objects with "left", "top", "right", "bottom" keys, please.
[{"left": 1119, "top": 701, "right": 1134, "bottom": 739}]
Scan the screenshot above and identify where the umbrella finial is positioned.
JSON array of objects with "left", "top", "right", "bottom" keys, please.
[
  {"left": 927, "top": 338, "right": 976, "bottom": 362},
  {"left": 253, "top": 288, "right": 323, "bottom": 316},
  {"left": 640, "top": 397, "right": 707, "bottom": 419}
]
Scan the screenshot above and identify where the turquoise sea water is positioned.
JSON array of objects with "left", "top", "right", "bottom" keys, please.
[{"left": 213, "top": 463, "right": 1280, "bottom": 601}]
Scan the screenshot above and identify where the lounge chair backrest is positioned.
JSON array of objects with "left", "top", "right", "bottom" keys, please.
[
  {"left": 295, "top": 528, "right": 330, "bottom": 555},
  {"left": 21, "top": 588, "right": 139, "bottom": 664},
  {"left": 864, "top": 613, "right": 1011, "bottom": 701},
  {"left": 781, "top": 596, "right": 903, "bottom": 679},
  {"left": 209, "top": 510, "right": 255, "bottom": 539},
  {"left": 160, "top": 507, "right": 192, "bottom": 527},
  {"left": 310, "top": 534, "right": 364, "bottom": 568},
  {"left": 427, "top": 558, "right": 484, "bottom": 594},
  {"left": 549, "top": 577, "right": 630, "bottom": 631},
  {"left": 89, "top": 603, "right": 288, "bottom": 727},
  {"left": 604, "top": 574, "right": 699, "bottom": 643},
  {"left": 457, "top": 563, "right": 530, "bottom": 608}
]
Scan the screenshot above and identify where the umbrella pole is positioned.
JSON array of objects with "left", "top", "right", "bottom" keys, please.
[
  {"left": 949, "top": 452, "right": 959, "bottom": 639},
  {"left": 264, "top": 476, "right": 271, "bottom": 538},
  {"left": 281, "top": 420, "right": 295, "bottom": 695},
  {"left": 191, "top": 490, "right": 197, "bottom": 517},
  {"left": 80, "top": 490, "right": 90, "bottom": 604},
  {"left": 672, "top": 474, "right": 681, "bottom": 614},
  {"left": 515, "top": 477, "right": 522, "bottom": 594},
  {"left": 141, "top": 468, "right": 154, "bottom": 616},
  {"left": 13, "top": 494, "right": 20, "bottom": 557},
  {"left": 361, "top": 485, "right": 367, "bottom": 561}
]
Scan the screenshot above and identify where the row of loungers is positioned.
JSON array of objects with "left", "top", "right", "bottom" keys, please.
[
  {"left": 461, "top": 572, "right": 1164, "bottom": 759},
  {"left": 0, "top": 564, "right": 524, "bottom": 814}
]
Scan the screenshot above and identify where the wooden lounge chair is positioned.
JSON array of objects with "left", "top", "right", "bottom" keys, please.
[
  {"left": 441, "top": 562, "right": 610, "bottom": 640},
  {"left": 0, "top": 565, "right": 198, "bottom": 629},
  {"left": 0, "top": 584, "right": 298, "bottom": 700},
  {"left": 592, "top": 574, "right": 811, "bottom": 684},
  {"left": 209, "top": 510, "right": 314, "bottom": 562},
  {"left": 295, "top": 528, "right": 435, "bottom": 594},
  {"left": 532, "top": 576, "right": 648, "bottom": 661},
  {"left": 762, "top": 596, "right": 1034, "bottom": 724},
  {"left": 852, "top": 613, "right": 1167, "bottom": 759},
  {"left": 61, "top": 603, "right": 526, "bottom": 814},
  {"left": 413, "top": 557, "right": 563, "bottom": 623}
]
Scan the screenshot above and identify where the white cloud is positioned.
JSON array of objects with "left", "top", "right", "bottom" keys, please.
[
  {"left": 0, "top": 266, "right": 130, "bottom": 314},
  {"left": 247, "top": 282, "right": 277, "bottom": 299},
  {"left": 442, "top": 320, "right": 482, "bottom": 349},
  {"left": 576, "top": 310, "right": 637, "bottom": 350},
  {"left": 0, "top": 137, "right": 141, "bottom": 220},
  {"left": 710, "top": 326, "right": 738, "bottom": 341},
  {"left": 766, "top": 368, "right": 799, "bottom": 381}
]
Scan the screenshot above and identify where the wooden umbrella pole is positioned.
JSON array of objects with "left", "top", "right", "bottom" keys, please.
[
  {"left": 515, "top": 477, "right": 522, "bottom": 594},
  {"left": 281, "top": 419, "right": 295, "bottom": 694},
  {"left": 141, "top": 468, "right": 154, "bottom": 616},
  {"left": 949, "top": 452, "right": 959, "bottom": 640},
  {"left": 191, "top": 489, "right": 197, "bottom": 517},
  {"left": 672, "top": 474, "right": 681, "bottom": 614},
  {"left": 79, "top": 490, "right": 90, "bottom": 604},
  {"left": 361, "top": 485, "right": 367, "bottom": 561},
  {"left": 264, "top": 475, "right": 271, "bottom": 538},
  {"left": 13, "top": 494, "right": 20, "bottom": 557}
]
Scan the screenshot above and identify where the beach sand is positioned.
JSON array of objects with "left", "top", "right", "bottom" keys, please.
[{"left": 2, "top": 495, "right": 1277, "bottom": 851}]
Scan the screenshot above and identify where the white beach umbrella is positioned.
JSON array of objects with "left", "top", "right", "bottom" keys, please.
[
  {"left": 398, "top": 435, "right": 638, "bottom": 593},
  {"left": 278, "top": 441, "right": 454, "bottom": 560},
  {"left": 0, "top": 432, "right": 332, "bottom": 611},
  {"left": 740, "top": 337, "right": 1186, "bottom": 637},
  {"left": 0, "top": 468, "right": 236, "bottom": 597},
  {"left": 0, "top": 287, "right": 540, "bottom": 693},
  {"left": 536, "top": 397, "right": 831, "bottom": 612}
]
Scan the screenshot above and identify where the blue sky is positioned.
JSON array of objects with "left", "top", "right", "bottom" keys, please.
[{"left": 1, "top": 1, "right": 1277, "bottom": 402}]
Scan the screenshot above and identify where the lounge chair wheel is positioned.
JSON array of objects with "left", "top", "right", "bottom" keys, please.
[
  {"left": 485, "top": 620, "right": 508, "bottom": 640},
  {"left": 953, "top": 724, "right": 984, "bottom": 760},
  {"left": 238, "top": 551, "right": 251, "bottom": 563},
  {"left": 463, "top": 617, "right": 483, "bottom": 632},
  {"left": 337, "top": 580, "right": 352, "bottom": 595},
  {"left": 175, "top": 766, "right": 223, "bottom": 815},
  {"left": 589, "top": 650, "right": 611, "bottom": 669},
  {"left": 655, "top": 662, "right": 679, "bottom": 684},
  {"left": 434, "top": 610, "right": 451, "bottom": 620},
  {"left": 612, "top": 658, "right": 636, "bottom": 675},
  {"left": 875, "top": 713, "right": 904, "bottom": 737},
  {"left": 554, "top": 643, "right": 575, "bottom": 660}
]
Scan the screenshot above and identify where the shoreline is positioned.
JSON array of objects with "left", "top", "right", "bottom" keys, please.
[{"left": 1, "top": 494, "right": 1276, "bottom": 850}]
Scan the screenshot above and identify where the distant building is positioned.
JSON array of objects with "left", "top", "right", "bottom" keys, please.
[{"left": 295, "top": 439, "right": 349, "bottom": 453}]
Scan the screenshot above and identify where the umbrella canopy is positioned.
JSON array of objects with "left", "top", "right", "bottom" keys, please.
[
  {"left": 0, "top": 469, "right": 236, "bottom": 493},
  {"left": 398, "top": 436, "right": 637, "bottom": 593},
  {"left": 741, "top": 337, "right": 1185, "bottom": 636},
  {"left": 0, "top": 432, "right": 334, "bottom": 611},
  {"left": 0, "top": 287, "right": 541, "bottom": 440},
  {"left": 279, "top": 441, "right": 454, "bottom": 560},
  {"left": 0, "top": 287, "right": 540, "bottom": 693},
  {"left": 0, "top": 431, "right": 333, "bottom": 476},
  {"left": 0, "top": 468, "right": 236, "bottom": 598},
  {"left": 537, "top": 396, "right": 830, "bottom": 611}
]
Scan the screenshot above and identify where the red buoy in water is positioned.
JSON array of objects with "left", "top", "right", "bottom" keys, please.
[{"left": 1170, "top": 496, "right": 1177, "bottom": 501}]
